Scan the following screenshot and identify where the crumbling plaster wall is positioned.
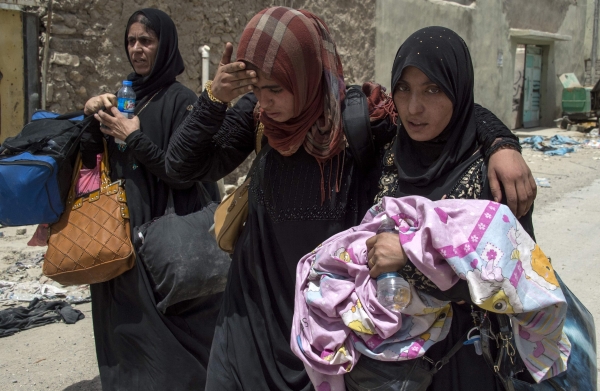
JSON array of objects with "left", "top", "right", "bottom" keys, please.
[
  {"left": 375, "top": 0, "right": 586, "bottom": 128},
  {"left": 41, "top": 0, "right": 375, "bottom": 114},
  {"left": 502, "top": 0, "right": 576, "bottom": 33}
]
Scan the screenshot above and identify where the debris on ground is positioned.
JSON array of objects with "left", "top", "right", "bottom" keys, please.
[
  {"left": 0, "top": 297, "right": 85, "bottom": 338},
  {"left": 535, "top": 178, "right": 551, "bottom": 188},
  {"left": 521, "top": 135, "right": 580, "bottom": 155},
  {"left": 1, "top": 228, "right": 91, "bottom": 309},
  {"left": 584, "top": 139, "right": 600, "bottom": 148}
]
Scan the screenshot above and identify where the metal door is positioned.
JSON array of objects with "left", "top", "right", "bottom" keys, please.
[{"left": 523, "top": 46, "right": 542, "bottom": 128}]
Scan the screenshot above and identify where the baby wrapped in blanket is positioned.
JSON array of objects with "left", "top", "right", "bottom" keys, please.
[{"left": 291, "top": 196, "right": 570, "bottom": 390}]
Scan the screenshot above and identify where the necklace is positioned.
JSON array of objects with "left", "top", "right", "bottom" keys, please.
[{"left": 135, "top": 89, "right": 162, "bottom": 116}]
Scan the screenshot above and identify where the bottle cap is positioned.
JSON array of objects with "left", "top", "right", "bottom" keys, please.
[
  {"left": 123, "top": 80, "right": 133, "bottom": 86},
  {"left": 376, "top": 272, "right": 401, "bottom": 281}
]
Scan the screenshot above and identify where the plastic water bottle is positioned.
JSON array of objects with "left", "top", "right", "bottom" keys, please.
[
  {"left": 116, "top": 80, "right": 136, "bottom": 144},
  {"left": 375, "top": 216, "right": 411, "bottom": 313}
]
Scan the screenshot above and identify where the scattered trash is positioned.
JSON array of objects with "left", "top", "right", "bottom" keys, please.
[
  {"left": 40, "top": 284, "right": 67, "bottom": 296},
  {"left": 0, "top": 298, "right": 85, "bottom": 337},
  {"left": 585, "top": 139, "right": 600, "bottom": 148},
  {"left": 0, "top": 232, "right": 4, "bottom": 238},
  {"left": 544, "top": 147, "right": 575, "bottom": 156},
  {"left": 521, "top": 136, "right": 544, "bottom": 145},
  {"left": 521, "top": 135, "right": 580, "bottom": 155},
  {"left": 65, "top": 295, "right": 92, "bottom": 304},
  {"left": 589, "top": 128, "right": 599, "bottom": 137},
  {"left": 549, "top": 135, "right": 580, "bottom": 145},
  {"left": 554, "top": 116, "right": 572, "bottom": 129},
  {"left": 15, "top": 229, "right": 27, "bottom": 235},
  {"left": 0, "top": 280, "right": 91, "bottom": 304},
  {"left": 535, "top": 178, "right": 551, "bottom": 188},
  {"left": 9, "top": 292, "right": 43, "bottom": 302}
]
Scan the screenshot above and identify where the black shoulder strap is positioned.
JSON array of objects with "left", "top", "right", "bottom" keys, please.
[{"left": 343, "top": 85, "right": 375, "bottom": 173}]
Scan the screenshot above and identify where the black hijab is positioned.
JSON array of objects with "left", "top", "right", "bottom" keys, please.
[
  {"left": 391, "top": 26, "right": 479, "bottom": 197},
  {"left": 124, "top": 8, "right": 185, "bottom": 101}
]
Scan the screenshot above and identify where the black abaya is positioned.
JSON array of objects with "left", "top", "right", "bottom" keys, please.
[
  {"left": 81, "top": 8, "right": 221, "bottom": 390},
  {"left": 165, "top": 87, "right": 519, "bottom": 390}
]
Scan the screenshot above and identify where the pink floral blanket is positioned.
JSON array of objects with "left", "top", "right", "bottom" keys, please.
[{"left": 291, "top": 196, "right": 570, "bottom": 390}]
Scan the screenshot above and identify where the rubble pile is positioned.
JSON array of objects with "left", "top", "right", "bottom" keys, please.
[{"left": 0, "top": 226, "right": 90, "bottom": 309}]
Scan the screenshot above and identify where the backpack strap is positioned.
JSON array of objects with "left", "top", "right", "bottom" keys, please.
[{"left": 343, "top": 85, "right": 375, "bottom": 173}]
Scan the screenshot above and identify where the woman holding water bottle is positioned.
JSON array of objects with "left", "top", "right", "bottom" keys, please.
[
  {"left": 355, "top": 26, "right": 537, "bottom": 390},
  {"left": 81, "top": 8, "right": 221, "bottom": 390}
]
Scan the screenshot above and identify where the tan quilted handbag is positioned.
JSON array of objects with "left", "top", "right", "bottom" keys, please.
[
  {"left": 213, "top": 124, "right": 264, "bottom": 254},
  {"left": 214, "top": 177, "right": 250, "bottom": 254},
  {"left": 43, "top": 140, "right": 134, "bottom": 285}
]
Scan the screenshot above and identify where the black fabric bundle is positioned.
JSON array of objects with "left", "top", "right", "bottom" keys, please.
[
  {"left": 0, "top": 298, "right": 84, "bottom": 338},
  {"left": 133, "top": 202, "right": 231, "bottom": 314}
]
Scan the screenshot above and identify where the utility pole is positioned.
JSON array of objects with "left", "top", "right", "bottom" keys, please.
[
  {"left": 41, "top": 0, "right": 53, "bottom": 110},
  {"left": 591, "top": 0, "right": 599, "bottom": 86}
]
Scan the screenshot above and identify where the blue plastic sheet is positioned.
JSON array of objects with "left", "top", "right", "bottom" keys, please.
[
  {"left": 520, "top": 136, "right": 544, "bottom": 145},
  {"left": 549, "top": 135, "right": 580, "bottom": 145},
  {"left": 544, "top": 147, "right": 574, "bottom": 156}
]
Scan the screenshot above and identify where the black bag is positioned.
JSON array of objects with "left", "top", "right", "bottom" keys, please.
[
  {"left": 345, "top": 331, "right": 468, "bottom": 391},
  {"left": 343, "top": 85, "right": 375, "bottom": 173},
  {"left": 133, "top": 201, "right": 231, "bottom": 314},
  {"left": 483, "top": 273, "right": 597, "bottom": 391},
  {"left": 0, "top": 114, "right": 93, "bottom": 225}
]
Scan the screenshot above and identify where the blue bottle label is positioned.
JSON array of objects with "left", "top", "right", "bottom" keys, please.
[{"left": 118, "top": 97, "right": 135, "bottom": 113}]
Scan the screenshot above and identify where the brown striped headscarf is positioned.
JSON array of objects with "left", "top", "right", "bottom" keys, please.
[{"left": 237, "top": 7, "right": 346, "bottom": 163}]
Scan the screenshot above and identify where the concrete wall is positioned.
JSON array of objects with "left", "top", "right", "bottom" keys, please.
[
  {"left": 375, "top": 0, "right": 586, "bottom": 128},
  {"left": 0, "top": 9, "right": 26, "bottom": 141}
]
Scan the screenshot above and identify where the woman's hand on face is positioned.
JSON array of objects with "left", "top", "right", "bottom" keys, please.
[
  {"left": 94, "top": 107, "right": 140, "bottom": 142},
  {"left": 488, "top": 147, "right": 537, "bottom": 218},
  {"left": 211, "top": 42, "right": 257, "bottom": 103},
  {"left": 84, "top": 93, "right": 117, "bottom": 116},
  {"left": 366, "top": 232, "right": 408, "bottom": 279}
]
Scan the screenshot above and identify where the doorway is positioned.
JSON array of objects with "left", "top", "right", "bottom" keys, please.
[
  {"left": 511, "top": 45, "right": 544, "bottom": 129},
  {"left": 523, "top": 46, "right": 543, "bottom": 128}
]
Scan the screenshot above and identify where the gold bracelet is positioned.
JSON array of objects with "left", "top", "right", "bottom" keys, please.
[{"left": 205, "top": 80, "right": 228, "bottom": 106}]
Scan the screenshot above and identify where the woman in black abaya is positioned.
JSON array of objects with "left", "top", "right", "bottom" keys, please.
[
  {"left": 361, "top": 26, "right": 536, "bottom": 390},
  {"left": 81, "top": 8, "right": 220, "bottom": 390}
]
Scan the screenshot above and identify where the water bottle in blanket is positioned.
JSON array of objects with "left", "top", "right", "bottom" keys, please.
[{"left": 375, "top": 216, "right": 411, "bottom": 313}]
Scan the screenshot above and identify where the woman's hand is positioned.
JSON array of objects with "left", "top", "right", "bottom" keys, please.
[
  {"left": 84, "top": 93, "right": 117, "bottom": 116},
  {"left": 366, "top": 232, "right": 408, "bottom": 279},
  {"left": 488, "top": 147, "right": 536, "bottom": 218},
  {"left": 211, "top": 42, "right": 257, "bottom": 103},
  {"left": 94, "top": 107, "right": 140, "bottom": 142}
]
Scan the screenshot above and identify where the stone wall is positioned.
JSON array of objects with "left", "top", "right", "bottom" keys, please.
[
  {"left": 40, "top": 0, "right": 376, "bottom": 113},
  {"left": 36, "top": 0, "right": 375, "bottom": 185}
]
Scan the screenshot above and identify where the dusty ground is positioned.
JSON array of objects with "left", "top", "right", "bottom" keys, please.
[{"left": 0, "top": 128, "right": 599, "bottom": 391}]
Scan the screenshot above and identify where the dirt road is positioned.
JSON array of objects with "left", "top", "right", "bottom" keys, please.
[{"left": 1, "top": 129, "right": 599, "bottom": 391}]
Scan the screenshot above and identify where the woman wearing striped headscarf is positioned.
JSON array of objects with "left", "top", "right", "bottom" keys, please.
[{"left": 166, "top": 7, "right": 533, "bottom": 390}]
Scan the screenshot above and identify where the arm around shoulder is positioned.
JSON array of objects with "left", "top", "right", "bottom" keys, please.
[{"left": 165, "top": 91, "right": 257, "bottom": 182}]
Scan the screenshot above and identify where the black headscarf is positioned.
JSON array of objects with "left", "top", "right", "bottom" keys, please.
[
  {"left": 391, "top": 26, "right": 479, "bottom": 196},
  {"left": 124, "top": 8, "right": 185, "bottom": 101}
]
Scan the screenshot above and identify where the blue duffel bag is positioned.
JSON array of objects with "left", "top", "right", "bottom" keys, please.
[
  {"left": 0, "top": 113, "right": 93, "bottom": 226},
  {"left": 0, "top": 153, "right": 64, "bottom": 226}
]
